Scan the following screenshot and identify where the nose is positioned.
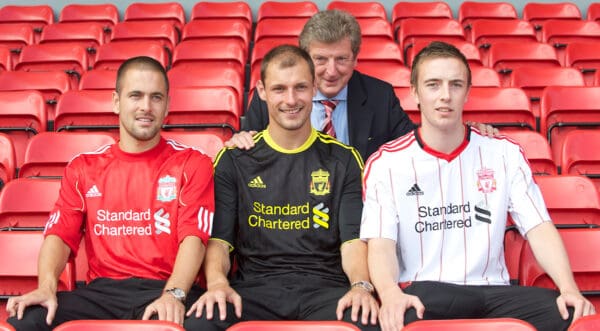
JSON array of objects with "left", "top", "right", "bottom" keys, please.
[
  {"left": 284, "top": 88, "right": 297, "bottom": 105},
  {"left": 140, "top": 95, "right": 152, "bottom": 111},
  {"left": 440, "top": 83, "right": 451, "bottom": 101},
  {"left": 324, "top": 58, "right": 337, "bottom": 76}
]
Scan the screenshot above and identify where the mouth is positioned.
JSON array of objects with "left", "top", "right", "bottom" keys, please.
[
  {"left": 136, "top": 115, "right": 154, "bottom": 124},
  {"left": 279, "top": 106, "right": 302, "bottom": 115},
  {"left": 436, "top": 107, "right": 453, "bottom": 113}
]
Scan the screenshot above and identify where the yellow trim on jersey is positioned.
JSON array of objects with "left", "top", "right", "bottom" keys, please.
[
  {"left": 316, "top": 133, "right": 364, "bottom": 170},
  {"left": 341, "top": 238, "right": 362, "bottom": 248},
  {"left": 208, "top": 237, "right": 235, "bottom": 253},
  {"left": 263, "top": 128, "right": 318, "bottom": 154}
]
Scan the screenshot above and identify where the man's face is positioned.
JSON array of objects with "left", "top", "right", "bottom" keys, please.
[
  {"left": 411, "top": 57, "right": 470, "bottom": 133},
  {"left": 112, "top": 68, "right": 169, "bottom": 147},
  {"left": 308, "top": 37, "right": 357, "bottom": 98},
  {"left": 257, "top": 59, "right": 316, "bottom": 133}
]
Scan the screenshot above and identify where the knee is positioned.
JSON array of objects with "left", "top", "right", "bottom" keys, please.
[
  {"left": 6, "top": 307, "right": 52, "bottom": 331},
  {"left": 183, "top": 316, "right": 227, "bottom": 331}
]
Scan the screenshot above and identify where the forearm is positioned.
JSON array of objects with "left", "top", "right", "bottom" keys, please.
[
  {"left": 37, "top": 235, "right": 71, "bottom": 292},
  {"left": 368, "top": 238, "right": 401, "bottom": 295},
  {"left": 527, "top": 222, "right": 579, "bottom": 292},
  {"left": 164, "top": 236, "right": 205, "bottom": 293},
  {"left": 341, "top": 240, "right": 371, "bottom": 284},
  {"left": 204, "top": 240, "right": 232, "bottom": 289}
]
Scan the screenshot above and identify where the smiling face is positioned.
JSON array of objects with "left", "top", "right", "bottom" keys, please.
[
  {"left": 411, "top": 56, "right": 470, "bottom": 134},
  {"left": 257, "top": 55, "right": 316, "bottom": 135},
  {"left": 308, "top": 37, "right": 357, "bottom": 99},
  {"left": 112, "top": 67, "right": 169, "bottom": 152}
]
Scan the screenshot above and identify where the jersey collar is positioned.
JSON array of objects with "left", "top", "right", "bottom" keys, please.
[
  {"left": 415, "top": 125, "right": 471, "bottom": 162},
  {"left": 263, "top": 128, "right": 318, "bottom": 154},
  {"left": 113, "top": 137, "right": 167, "bottom": 161}
]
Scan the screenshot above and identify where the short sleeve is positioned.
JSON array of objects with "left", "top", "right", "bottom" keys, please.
[
  {"left": 338, "top": 149, "right": 364, "bottom": 243},
  {"left": 210, "top": 149, "right": 238, "bottom": 249}
]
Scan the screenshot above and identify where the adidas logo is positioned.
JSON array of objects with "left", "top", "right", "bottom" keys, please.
[
  {"left": 248, "top": 176, "right": 266, "bottom": 189},
  {"left": 85, "top": 185, "right": 102, "bottom": 198},
  {"left": 406, "top": 184, "right": 424, "bottom": 196}
]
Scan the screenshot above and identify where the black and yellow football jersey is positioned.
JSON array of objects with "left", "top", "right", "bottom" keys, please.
[{"left": 212, "top": 128, "right": 364, "bottom": 285}]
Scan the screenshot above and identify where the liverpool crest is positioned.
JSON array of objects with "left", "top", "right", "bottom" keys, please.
[
  {"left": 477, "top": 168, "right": 496, "bottom": 193},
  {"left": 310, "top": 169, "right": 331, "bottom": 196},
  {"left": 157, "top": 175, "right": 177, "bottom": 202}
]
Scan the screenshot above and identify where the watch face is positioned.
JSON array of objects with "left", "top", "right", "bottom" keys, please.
[{"left": 167, "top": 288, "right": 186, "bottom": 301}]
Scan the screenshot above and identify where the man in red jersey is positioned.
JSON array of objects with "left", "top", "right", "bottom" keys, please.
[{"left": 6, "top": 56, "right": 215, "bottom": 331}]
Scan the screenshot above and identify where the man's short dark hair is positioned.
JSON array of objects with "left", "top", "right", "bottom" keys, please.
[
  {"left": 410, "top": 41, "right": 472, "bottom": 87},
  {"left": 260, "top": 45, "right": 315, "bottom": 84},
  {"left": 115, "top": 56, "right": 169, "bottom": 94}
]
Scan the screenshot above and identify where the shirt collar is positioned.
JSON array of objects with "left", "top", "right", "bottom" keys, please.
[{"left": 314, "top": 85, "right": 348, "bottom": 102}]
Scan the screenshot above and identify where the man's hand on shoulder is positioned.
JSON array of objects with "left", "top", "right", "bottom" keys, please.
[
  {"left": 6, "top": 287, "right": 58, "bottom": 325},
  {"left": 142, "top": 291, "right": 186, "bottom": 325},
  {"left": 336, "top": 285, "right": 379, "bottom": 326},
  {"left": 467, "top": 122, "right": 499, "bottom": 138},
  {"left": 378, "top": 286, "right": 425, "bottom": 331},
  {"left": 186, "top": 283, "right": 242, "bottom": 321},
  {"left": 224, "top": 131, "right": 257, "bottom": 150}
]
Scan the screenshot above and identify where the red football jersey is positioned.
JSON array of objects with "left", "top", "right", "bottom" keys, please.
[{"left": 45, "top": 138, "right": 214, "bottom": 282}]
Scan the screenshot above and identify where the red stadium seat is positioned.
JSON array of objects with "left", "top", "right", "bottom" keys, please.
[
  {"left": 0, "top": 133, "right": 16, "bottom": 189},
  {"left": 535, "top": 175, "right": 600, "bottom": 227},
  {"left": 54, "top": 90, "right": 118, "bottom": 135},
  {"left": 0, "top": 46, "right": 10, "bottom": 71},
  {"left": 79, "top": 69, "right": 117, "bottom": 90},
  {"left": 181, "top": 20, "right": 250, "bottom": 50},
  {"left": 470, "top": 66, "right": 502, "bottom": 87},
  {"left": 168, "top": 66, "right": 244, "bottom": 114},
  {"left": 172, "top": 39, "right": 246, "bottom": 76},
  {"left": 509, "top": 67, "right": 585, "bottom": 119},
  {"left": 596, "top": 70, "right": 600, "bottom": 87},
  {"left": 0, "top": 90, "right": 47, "bottom": 168},
  {"left": 124, "top": 2, "right": 185, "bottom": 33},
  {"left": 561, "top": 129, "right": 600, "bottom": 192},
  {"left": 541, "top": 20, "right": 600, "bottom": 46},
  {"left": 405, "top": 40, "right": 483, "bottom": 69},
  {"left": 228, "top": 321, "right": 360, "bottom": 331},
  {"left": 568, "top": 314, "right": 600, "bottom": 331},
  {"left": 394, "top": 87, "right": 419, "bottom": 124},
  {"left": 458, "top": 1, "right": 518, "bottom": 28},
  {"left": 0, "top": 23, "right": 34, "bottom": 49},
  {"left": 0, "top": 321, "right": 14, "bottom": 331},
  {"left": 327, "top": 1, "right": 387, "bottom": 20},
  {"left": 257, "top": 1, "right": 318, "bottom": 22},
  {"left": 397, "top": 18, "right": 466, "bottom": 54},
  {"left": 357, "top": 18, "right": 394, "bottom": 42},
  {"left": 402, "top": 318, "right": 536, "bottom": 331},
  {"left": 357, "top": 40, "right": 404, "bottom": 69},
  {"left": 162, "top": 131, "right": 224, "bottom": 161},
  {"left": 522, "top": 2, "right": 581, "bottom": 32},
  {"left": 463, "top": 87, "right": 535, "bottom": 131},
  {"left": 54, "top": 320, "right": 185, "bottom": 331},
  {"left": 589, "top": 3, "right": 600, "bottom": 21},
  {"left": 504, "top": 226, "right": 525, "bottom": 284},
  {"left": 59, "top": 3, "right": 119, "bottom": 33},
  {"left": 469, "top": 19, "right": 537, "bottom": 47},
  {"left": 0, "top": 70, "right": 73, "bottom": 122},
  {"left": 354, "top": 62, "right": 410, "bottom": 88},
  {"left": 0, "top": 5, "right": 53, "bottom": 42},
  {"left": 503, "top": 131, "right": 556, "bottom": 176},
  {"left": 540, "top": 86, "right": 600, "bottom": 161},
  {"left": 40, "top": 22, "right": 105, "bottom": 66},
  {"left": 250, "top": 39, "right": 301, "bottom": 85},
  {"left": 254, "top": 18, "right": 308, "bottom": 43},
  {"left": 166, "top": 87, "right": 241, "bottom": 133},
  {"left": 565, "top": 42, "right": 600, "bottom": 86},
  {"left": 19, "top": 132, "right": 115, "bottom": 179},
  {"left": 392, "top": 2, "right": 453, "bottom": 33},
  {"left": 93, "top": 41, "right": 169, "bottom": 71},
  {"left": 111, "top": 21, "right": 178, "bottom": 54},
  {"left": 0, "top": 178, "right": 60, "bottom": 229},
  {"left": 14, "top": 44, "right": 87, "bottom": 89},
  {"left": 190, "top": 1, "right": 252, "bottom": 31},
  {"left": 486, "top": 42, "right": 560, "bottom": 74},
  {"left": 0, "top": 230, "right": 75, "bottom": 322},
  {"left": 519, "top": 228, "right": 600, "bottom": 308}
]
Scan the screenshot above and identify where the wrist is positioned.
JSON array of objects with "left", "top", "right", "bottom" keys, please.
[
  {"left": 164, "top": 287, "right": 186, "bottom": 303},
  {"left": 350, "top": 280, "right": 375, "bottom": 294}
]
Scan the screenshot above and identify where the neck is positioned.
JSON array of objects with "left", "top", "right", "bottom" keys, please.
[
  {"left": 267, "top": 125, "right": 312, "bottom": 150},
  {"left": 118, "top": 135, "right": 161, "bottom": 153},
  {"left": 420, "top": 123, "right": 466, "bottom": 154}
]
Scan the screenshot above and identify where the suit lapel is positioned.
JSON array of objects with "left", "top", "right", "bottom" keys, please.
[{"left": 347, "top": 71, "right": 373, "bottom": 159}]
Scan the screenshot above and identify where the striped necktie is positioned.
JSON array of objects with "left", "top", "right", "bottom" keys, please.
[{"left": 320, "top": 99, "right": 339, "bottom": 138}]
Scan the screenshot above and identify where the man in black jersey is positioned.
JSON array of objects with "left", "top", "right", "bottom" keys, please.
[{"left": 184, "top": 45, "right": 379, "bottom": 331}]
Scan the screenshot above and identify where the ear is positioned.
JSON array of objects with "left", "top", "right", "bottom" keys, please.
[
  {"left": 112, "top": 91, "right": 120, "bottom": 115},
  {"left": 257, "top": 80, "right": 267, "bottom": 101},
  {"left": 165, "top": 94, "right": 170, "bottom": 117},
  {"left": 410, "top": 85, "right": 420, "bottom": 106}
]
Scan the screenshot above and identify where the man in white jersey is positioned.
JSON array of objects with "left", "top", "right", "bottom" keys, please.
[{"left": 360, "top": 41, "right": 595, "bottom": 331}]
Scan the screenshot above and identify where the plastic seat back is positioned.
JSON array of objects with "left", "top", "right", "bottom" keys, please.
[
  {"left": 124, "top": 2, "right": 185, "bottom": 33},
  {"left": 503, "top": 131, "right": 556, "bottom": 176},
  {"left": 458, "top": 1, "right": 518, "bottom": 28},
  {"left": 54, "top": 90, "right": 118, "bottom": 134},
  {"left": 257, "top": 1, "right": 318, "bottom": 22},
  {"left": 55, "top": 320, "right": 185, "bottom": 331},
  {"left": 0, "top": 178, "right": 61, "bottom": 229},
  {"left": 463, "top": 87, "right": 535, "bottom": 131},
  {"left": 397, "top": 18, "right": 466, "bottom": 54},
  {"left": 392, "top": 2, "right": 452, "bottom": 33},
  {"left": 228, "top": 321, "right": 360, "bottom": 331},
  {"left": 94, "top": 41, "right": 169, "bottom": 71},
  {"left": 191, "top": 2, "right": 252, "bottom": 31},
  {"left": 0, "top": 133, "right": 16, "bottom": 190},
  {"left": 561, "top": 129, "right": 600, "bottom": 192},
  {"left": 327, "top": 2, "right": 387, "bottom": 20},
  {"left": 402, "top": 318, "right": 536, "bottom": 331}
]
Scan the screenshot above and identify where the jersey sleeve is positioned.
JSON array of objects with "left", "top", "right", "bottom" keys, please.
[
  {"left": 506, "top": 143, "right": 551, "bottom": 237},
  {"left": 178, "top": 151, "right": 215, "bottom": 246},
  {"left": 44, "top": 157, "right": 86, "bottom": 255},
  {"left": 338, "top": 148, "right": 364, "bottom": 244},
  {"left": 210, "top": 149, "right": 238, "bottom": 249},
  {"left": 360, "top": 153, "right": 400, "bottom": 241}
]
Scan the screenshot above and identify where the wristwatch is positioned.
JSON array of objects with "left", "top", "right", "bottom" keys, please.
[
  {"left": 351, "top": 281, "right": 375, "bottom": 294},
  {"left": 165, "top": 287, "right": 186, "bottom": 303}
]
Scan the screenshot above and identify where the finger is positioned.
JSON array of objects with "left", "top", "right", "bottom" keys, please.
[
  {"left": 6, "top": 298, "right": 16, "bottom": 317},
  {"left": 185, "top": 302, "right": 195, "bottom": 317},
  {"left": 194, "top": 300, "right": 206, "bottom": 318},
  {"left": 572, "top": 299, "right": 584, "bottom": 321},
  {"left": 142, "top": 306, "right": 155, "bottom": 320},
  {"left": 175, "top": 304, "right": 184, "bottom": 326},
  {"left": 360, "top": 299, "right": 371, "bottom": 325},
  {"left": 414, "top": 300, "right": 426, "bottom": 320},
  {"left": 45, "top": 301, "right": 58, "bottom": 325},
  {"left": 217, "top": 297, "right": 228, "bottom": 321},
  {"left": 232, "top": 293, "right": 242, "bottom": 319},
  {"left": 370, "top": 300, "right": 379, "bottom": 325},
  {"left": 335, "top": 297, "right": 348, "bottom": 320},
  {"left": 165, "top": 303, "right": 174, "bottom": 323},
  {"left": 556, "top": 297, "right": 570, "bottom": 320},
  {"left": 17, "top": 301, "right": 27, "bottom": 320}
]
